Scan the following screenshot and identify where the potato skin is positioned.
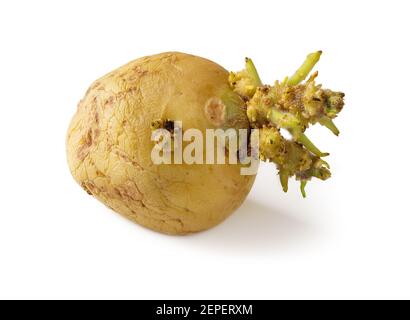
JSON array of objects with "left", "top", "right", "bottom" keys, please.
[{"left": 67, "top": 52, "right": 255, "bottom": 234}]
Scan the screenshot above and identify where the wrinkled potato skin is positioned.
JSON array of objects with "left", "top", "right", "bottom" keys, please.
[{"left": 67, "top": 52, "right": 255, "bottom": 234}]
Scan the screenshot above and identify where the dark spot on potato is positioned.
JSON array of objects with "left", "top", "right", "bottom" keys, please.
[
  {"left": 104, "top": 96, "right": 115, "bottom": 107},
  {"left": 77, "top": 129, "right": 93, "bottom": 160},
  {"left": 81, "top": 182, "right": 93, "bottom": 195},
  {"left": 93, "top": 128, "right": 100, "bottom": 140},
  {"left": 164, "top": 120, "right": 175, "bottom": 134},
  {"left": 96, "top": 170, "right": 104, "bottom": 177}
]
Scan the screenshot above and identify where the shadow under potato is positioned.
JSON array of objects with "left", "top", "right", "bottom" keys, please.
[{"left": 184, "top": 199, "right": 318, "bottom": 254}]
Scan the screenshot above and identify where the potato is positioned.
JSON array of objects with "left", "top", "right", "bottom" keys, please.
[
  {"left": 67, "top": 52, "right": 255, "bottom": 234},
  {"left": 67, "top": 51, "right": 345, "bottom": 235}
]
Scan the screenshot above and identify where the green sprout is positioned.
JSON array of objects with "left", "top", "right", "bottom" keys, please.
[{"left": 229, "top": 51, "right": 345, "bottom": 197}]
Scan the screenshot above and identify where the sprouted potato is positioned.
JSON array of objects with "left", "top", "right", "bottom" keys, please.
[{"left": 67, "top": 52, "right": 344, "bottom": 234}]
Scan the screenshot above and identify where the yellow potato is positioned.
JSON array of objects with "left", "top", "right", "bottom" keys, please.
[{"left": 67, "top": 52, "right": 255, "bottom": 235}]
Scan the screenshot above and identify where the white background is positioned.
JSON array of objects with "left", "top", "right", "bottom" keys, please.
[{"left": 1, "top": 0, "right": 409, "bottom": 300}]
